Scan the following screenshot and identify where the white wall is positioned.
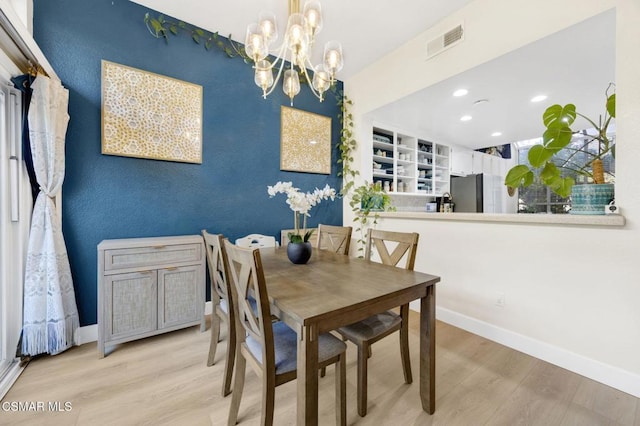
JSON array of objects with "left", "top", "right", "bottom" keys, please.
[{"left": 345, "top": 0, "right": 640, "bottom": 397}]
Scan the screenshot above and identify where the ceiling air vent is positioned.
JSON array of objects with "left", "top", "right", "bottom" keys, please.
[{"left": 426, "top": 23, "right": 464, "bottom": 60}]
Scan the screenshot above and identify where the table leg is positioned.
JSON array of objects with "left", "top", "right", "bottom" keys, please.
[
  {"left": 297, "top": 324, "right": 319, "bottom": 425},
  {"left": 420, "top": 285, "right": 436, "bottom": 414}
]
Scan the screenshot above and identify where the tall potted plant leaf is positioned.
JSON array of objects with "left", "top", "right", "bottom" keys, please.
[{"left": 505, "top": 84, "right": 616, "bottom": 214}]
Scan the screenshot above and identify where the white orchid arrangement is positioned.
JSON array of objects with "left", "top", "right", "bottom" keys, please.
[{"left": 267, "top": 181, "right": 337, "bottom": 243}]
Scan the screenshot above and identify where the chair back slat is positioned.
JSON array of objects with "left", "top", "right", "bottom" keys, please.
[
  {"left": 202, "top": 230, "right": 230, "bottom": 304},
  {"left": 365, "top": 229, "right": 419, "bottom": 271},
  {"left": 235, "top": 234, "right": 278, "bottom": 248},
  {"left": 317, "top": 224, "right": 352, "bottom": 255}
]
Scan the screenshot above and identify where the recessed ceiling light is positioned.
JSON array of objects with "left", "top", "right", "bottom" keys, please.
[
  {"left": 460, "top": 115, "right": 472, "bottom": 122},
  {"left": 453, "top": 89, "right": 468, "bottom": 97},
  {"left": 531, "top": 95, "right": 548, "bottom": 103},
  {"left": 491, "top": 132, "right": 502, "bottom": 137}
]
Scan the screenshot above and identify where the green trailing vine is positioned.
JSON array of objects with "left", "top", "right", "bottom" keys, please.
[
  {"left": 333, "top": 92, "right": 394, "bottom": 256},
  {"left": 335, "top": 93, "right": 358, "bottom": 197},
  {"left": 144, "top": 13, "right": 320, "bottom": 87},
  {"left": 144, "top": 13, "right": 251, "bottom": 62}
]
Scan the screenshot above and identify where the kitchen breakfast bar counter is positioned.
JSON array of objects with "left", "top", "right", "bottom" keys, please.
[{"left": 378, "top": 211, "right": 625, "bottom": 227}]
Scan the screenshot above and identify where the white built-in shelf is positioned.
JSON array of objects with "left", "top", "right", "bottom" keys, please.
[{"left": 372, "top": 124, "right": 450, "bottom": 196}]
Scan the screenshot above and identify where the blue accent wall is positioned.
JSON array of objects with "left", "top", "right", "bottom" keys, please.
[{"left": 33, "top": 0, "right": 343, "bottom": 326}]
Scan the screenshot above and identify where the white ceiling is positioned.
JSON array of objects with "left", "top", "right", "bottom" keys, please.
[
  {"left": 130, "top": 0, "right": 473, "bottom": 80},
  {"left": 371, "top": 9, "right": 615, "bottom": 149},
  {"left": 131, "top": 1, "right": 615, "bottom": 150}
]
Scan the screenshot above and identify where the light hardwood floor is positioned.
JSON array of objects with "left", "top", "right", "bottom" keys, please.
[{"left": 1, "top": 313, "right": 638, "bottom": 426}]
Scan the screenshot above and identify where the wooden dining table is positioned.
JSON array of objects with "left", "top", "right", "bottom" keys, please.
[{"left": 259, "top": 246, "right": 441, "bottom": 425}]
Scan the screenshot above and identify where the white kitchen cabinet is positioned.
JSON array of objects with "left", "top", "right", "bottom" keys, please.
[
  {"left": 372, "top": 124, "right": 449, "bottom": 196},
  {"left": 450, "top": 146, "right": 474, "bottom": 176},
  {"left": 469, "top": 151, "right": 511, "bottom": 213},
  {"left": 97, "top": 235, "right": 206, "bottom": 358}
]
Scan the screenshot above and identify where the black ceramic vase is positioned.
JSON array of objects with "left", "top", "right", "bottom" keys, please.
[{"left": 286, "top": 242, "right": 312, "bottom": 264}]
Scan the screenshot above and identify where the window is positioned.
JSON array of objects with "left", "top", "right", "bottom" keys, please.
[
  {"left": 514, "top": 132, "right": 615, "bottom": 214},
  {"left": 0, "top": 78, "right": 29, "bottom": 395}
]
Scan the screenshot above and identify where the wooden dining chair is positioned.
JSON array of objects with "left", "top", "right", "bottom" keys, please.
[
  {"left": 235, "top": 234, "right": 279, "bottom": 248},
  {"left": 337, "top": 228, "right": 419, "bottom": 417},
  {"left": 316, "top": 224, "right": 352, "bottom": 255},
  {"left": 224, "top": 240, "right": 347, "bottom": 426},
  {"left": 202, "top": 230, "right": 236, "bottom": 397}
]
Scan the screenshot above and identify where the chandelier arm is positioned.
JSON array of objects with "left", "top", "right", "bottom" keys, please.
[
  {"left": 265, "top": 40, "right": 289, "bottom": 69},
  {"left": 299, "top": 64, "right": 322, "bottom": 100},
  {"left": 266, "top": 42, "right": 288, "bottom": 71},
  {"left": 262, "top": 52, "right": 289, "bottom": 98}
]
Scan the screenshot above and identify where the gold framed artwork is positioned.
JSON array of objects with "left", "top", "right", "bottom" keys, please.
[
  {"left": 280, "top": 106, "right": 331, "bottom": 174},
  {"left": 101, "top": 60, "right": 203, "bottom": 164}
]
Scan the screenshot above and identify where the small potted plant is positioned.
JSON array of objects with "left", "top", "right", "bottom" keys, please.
[
  {"left": 349, "top": 181, "right": 394, "bottom": 256},
  {"left": 505, "top": 84, "right": 616, "bottom": 214}
]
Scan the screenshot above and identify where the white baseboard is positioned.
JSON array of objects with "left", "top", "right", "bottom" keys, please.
[
  {"left": 75, "top": 301, "right": 214, "bottom": 346},
  {"left": 0, "top": 361, "right": 24, "bottom": 400},
  {"left": 435, "top": 306, "right": 640, "bottom": 398},
  {"left": 76, "top": 324, "right": 98, "bottom": 346},
  {"left": 74, "top": 302, "right": 640, "bottom": 398}
]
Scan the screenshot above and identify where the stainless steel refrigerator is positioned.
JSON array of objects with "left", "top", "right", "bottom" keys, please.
[{"left": 450, "top": 174, "right": 484, "bottom": 213}]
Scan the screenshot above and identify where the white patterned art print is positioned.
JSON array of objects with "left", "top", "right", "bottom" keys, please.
[
  {"left": 280, "top": 106, "right": 331, "bottom": 174},
  {"left": 101, "top": 60, "right": 203, "bottom": 163}
]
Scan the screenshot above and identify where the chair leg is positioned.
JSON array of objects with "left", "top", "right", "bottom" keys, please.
[
  {"left": 221, "top": 322, "right": 236, "bottom": 397},
  {"left": 399, "top": 304, "right": 412, "bottom": 384},
  {"left": 261, "top": 374, "right": 276, "bottom": 426},
  {"left": 208, "top": 313, "right": 221, "bottom": 366},
  {"left": 335, "top": 353, "right": 347, "bottom": 426},
  {"left": 227, "top": 351, "right": 246, "bottom": 426},
  {"left": 357, "top": 343, "right": 369, "bottom": 417}
]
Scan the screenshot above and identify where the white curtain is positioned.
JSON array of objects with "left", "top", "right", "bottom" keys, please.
[{"left": 21, "top": 76, "right": 79, "bottom": 356}]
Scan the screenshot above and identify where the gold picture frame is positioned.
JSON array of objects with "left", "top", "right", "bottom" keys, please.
[
  {"left": 101, "top": 60, "right": 203, "bottom": 164},
  {"left": 280, "top": 106, "right": 331, "bottom": 174}
]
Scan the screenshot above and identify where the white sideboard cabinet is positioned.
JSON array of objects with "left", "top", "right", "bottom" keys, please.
[{"left": 97, "top": 235, "right": 206, "bottom": 358}]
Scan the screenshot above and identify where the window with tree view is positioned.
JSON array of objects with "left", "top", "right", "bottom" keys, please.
[{"left": 515, "top": 130, "right": 615, "bottom": 214}]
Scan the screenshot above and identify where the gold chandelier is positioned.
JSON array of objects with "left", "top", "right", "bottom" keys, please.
[{"left": 245, "top": 0, "right": 344, "bottom": 105}]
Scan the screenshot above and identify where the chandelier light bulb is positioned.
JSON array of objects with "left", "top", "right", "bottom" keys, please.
[
  {"left": 258, "top": 11, "right": 278, "bottom": 45},
  {"left": 245, "top": 23, "right": 267, "bottom": 62},
  {"left": 303, "top": 0, "right": 323, "bottom": 38},
  {"left": 287, "top": 13, "right": 308, "bottom": 54},
  {"left": 323, "top": 40, "right": 343, "bottom": 79},
  {"left": 312, "top": 65, "right": 330, "bottom": 101},
  {"left": 254, "top": 60, "right": 274, "bottom": 98},
  {"left": 283, "top": 69, "right": 301, "bottom": 106}
]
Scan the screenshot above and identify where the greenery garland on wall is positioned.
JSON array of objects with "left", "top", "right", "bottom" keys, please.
[
  {"left": 143, "top": 13, "right": 391, "bottom": 255},
  {"left": 144, "top": 13, "right": 251, "bottom": 61}
]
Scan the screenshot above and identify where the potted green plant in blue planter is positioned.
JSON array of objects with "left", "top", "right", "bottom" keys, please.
[{"left": 505, "top": 85, "right": 616, "bottom": 214}]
